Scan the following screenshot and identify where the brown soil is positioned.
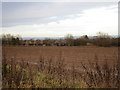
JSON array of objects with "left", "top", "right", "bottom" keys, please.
[{"left": 2, "top": 46, "right": 118, "bottom": 67}]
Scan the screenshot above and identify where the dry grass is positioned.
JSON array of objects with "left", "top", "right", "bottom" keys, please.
[{"left": 2, "top": 46, "right": 119, "bottom": 88}]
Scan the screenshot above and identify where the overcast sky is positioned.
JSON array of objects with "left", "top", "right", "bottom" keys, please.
[{"left": 1, "top": 2, "right": 118, "bottom": 37}]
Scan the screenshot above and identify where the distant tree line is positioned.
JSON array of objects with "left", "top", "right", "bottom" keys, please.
[
  {"left": 1, "top": 34, "right": 22, "bottom": 46},
  {"left": 65, "top": 33, "right": 120, "bottom": 47},
  {"left": 1, "top": 32, "right": 120, "bottom": 47}
]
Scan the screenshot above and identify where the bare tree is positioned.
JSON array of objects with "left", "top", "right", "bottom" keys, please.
[{"left": 65, "top": 34, "right": 74, "bottom": 46}]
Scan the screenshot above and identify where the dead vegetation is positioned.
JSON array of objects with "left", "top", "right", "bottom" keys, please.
[{"left": 2, "top": 46, "right": 120, "bottom": 88}]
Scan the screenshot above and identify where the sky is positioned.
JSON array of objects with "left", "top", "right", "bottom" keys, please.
[{"left": 1, "top": 2, "right": 118, "bottom": 38}]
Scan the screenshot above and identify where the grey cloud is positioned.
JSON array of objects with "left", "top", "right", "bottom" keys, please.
[{"left": 2, "top": 2, "right": 116, "bottom": 27}]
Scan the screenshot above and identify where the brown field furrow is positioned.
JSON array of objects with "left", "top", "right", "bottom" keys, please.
[{"left": 2, "top": 46, "right": 118, "bottom": 67}]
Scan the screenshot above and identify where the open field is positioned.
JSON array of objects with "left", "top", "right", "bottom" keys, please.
[
  {"left": 2, "top": 46, "right": 118, "bottom": 66},
  {"left": 2, "top": 46, "right": 120, "bottom": 88}
]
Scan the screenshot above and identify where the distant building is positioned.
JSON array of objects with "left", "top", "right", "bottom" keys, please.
[
  {"left": 22, "top": 39, "right": 67, "bottom": 46},
  {"left": 87, "top": 42, "right": 93, "bottom": 46}
]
